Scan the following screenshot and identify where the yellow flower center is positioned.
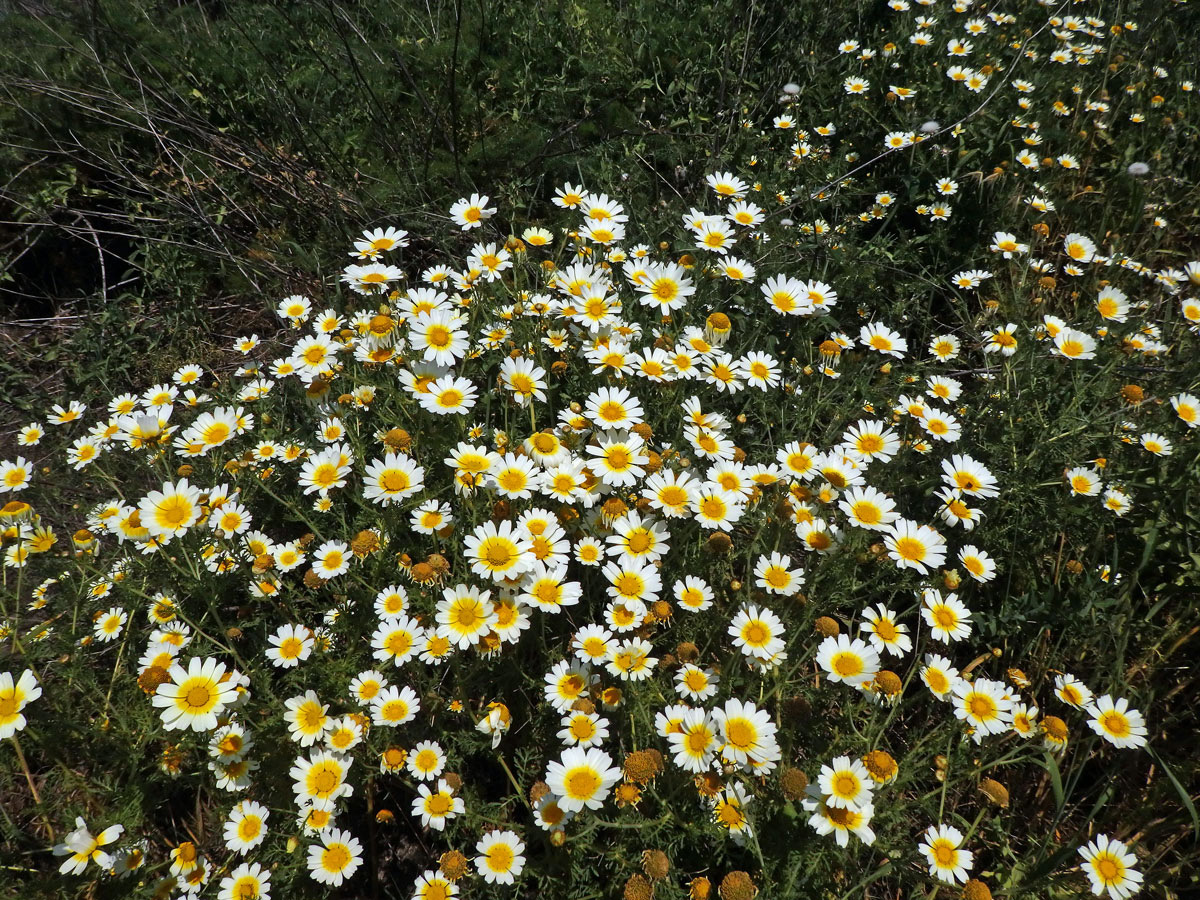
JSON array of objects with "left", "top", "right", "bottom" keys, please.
[{"left": 323, "top": 844, "right": 351, "bottom": 872}]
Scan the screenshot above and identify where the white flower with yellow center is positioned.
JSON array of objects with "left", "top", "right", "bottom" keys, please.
[
  {"left": 411, "top": 500, "right": 453, "bottom": 534},
  {"left": 1011, "top": 701, "right": 1039, "bottom": 737},
  {"left": 500, "top": 357, "right": 548, "bottom": 407},
  {"left": 753, "top": 551, "right": 804, "bottom": 595},
  {"left": 958, "top": 544, "right": 997, "bottom": 582},
  {"left": 312, "top": 540, "right": 350, "bottom": 580},
  {"left": 691, "top": 486, "right": 745, "bottom": 531},
  {"left": 720, "top": 257, "right": 757, "bottom": 281},
  {"left": 93, "top": 607, "right": 126, "bottom": 643},
  {"left": 545, "top": 746, "right": 622, "bottom": 813},
  {"left": 729, "top": 604, "right": 786, "bottom": 660},
  {"left": 448, "top": 193, "right": 495, "bottom": 229},
  {"left": 920, "top": 824, "right": 974, "bottom": 884},
  {"left": 419, "top": 374, "right": 478, "bottom": 416},
  {"left": 370, "top": 684, "right": 420, "bottom": 727},
  {"left": 803, "top": 786, "right": 876, "bottom": 847},
  {"left": 922, "top": 589, "right": 973, "bottom": 643},
  {"left": 1086, "top": 696, "right": 1148, "bottom": 749},
  {"left": 953, "top": 678, "right": 1013, "bottom": 739},
  {"left": 543, "top": 659, "right": 594, "bottom": 712},
  {"left": 223, "top": 801, "right": 270, "bottom": 854},
  {"left": 674, "top": 663, "right": 719, "bottom": 702},
  {"left": 306, "top": 827, "right": 362, "bottom": 886},
  {"left": 605, "top": 638, "right": 656, "bottom": 681},
  {"left": 706, "top": 170, "right": 748, "bottom": 198},
  {"left": 558, "top": 711, "right": 608, "bottom": 748},
  {"left": 819, "top": 756, "right": 874, "bottom": 810},
  {"left": 153, "top": 656, "right": 239, "bottom": 732},
  {"left": 138, "top": 478, "right": 202, "bottom": 538},
  {"left": 760, "top": 274, "right": 809, "bottom": 315},
  {"left": 474, "top": 830, "right": 525, "bottom": 885},
  {"left": 464, "top": 521, "right": 533, "bottom": 583},
  {"left": 519, "top": 562, "right": 581, "bottom": 614},
  {"left": 52, "top": 817, "right": 125, "bottom": 875},
  {"left": 349, "top": 670, "right": 388, "bottom": 707},
  {"left": 219, "top": 861, "right": 270, "bottom": 900},
  {"left": 436, "top": 585, "right": 495, "bottom": 649},
  {"left": 712, "top": 783, "right": 755, "bottom": 841},
  {"left": 409, "top": 309, "right": 468, "bottom": 367},
  {"left": 1096, "top": 286, "right": 1129, "bottom": 322},
  {"left": 777, "top": 440, "right": 817, "bottom": 481},
  {"left": 666, "top": 708, "right": 719, "bottom": 773},
  {"left": 325, "top": 716, "right": 363, "bottom": 753},
  {"left": 1170, "top": 392, "right": 1199, "bottom": 428},
  {"left": 488, "top": 454, "right": 541, "bottom": 500},
  {"left": 841, "top": 420, "right": 899, "bottom": 464},
  {"left": 363, "top": 452, "right": 424, "bottom": 506},
  {"left": 371, "top": 615, "right": 425, "bottom": 667},
  {"left": 585, "top": 385, "right": 645, "bottom": 431},
  {"left": 920, "top": 654, "right": 960, "bottom": 700},
  {"left": 602, "top": 559, "right": 661, "bottom": 605},
  {"left": 299, "top": 448, "right": 350, "bottom": 495},
  {"left": 572, "top": 625, "right": 613, "bottom": 664},
  {"left": 884, "top": 519, "right": 947, "bottom": 574},
  {"left": 1053, "top": 328, "right": 1097, "bottom": 360},
  {"left": 412, "top": 778, "right": 464, "bottom": 831},
  {"left": 1054, "top": 673, "right": 1094, "bottom": 709},
  {"left": 838, "top": 485, "right": 898, "bottom": 531},
  {"left": 816, "top": 634, "right": 880, "bottom": 688},
  {"left": 285, "top": 690, "right": 330, "bottom": 747},
  {"left": 714, "top": 698, "right": 778, "bottom": 765},
  {"left": 1079, "top": 834, "right": 1143, "bottom": 899},
  {"left": 587, "top": 430, "right": 648, "bottom": 488},
  {"left": 860, "top": 603, "right": 911, "bottom": 657},
  {"left": 0, "top": 669, "right": 41, "bottom": 739},
  {"left": 643, "top": 469, "right": 697, "bottom": 518},
  {"left": 407, "top": 740, "right": 447, "bottom": 781}
]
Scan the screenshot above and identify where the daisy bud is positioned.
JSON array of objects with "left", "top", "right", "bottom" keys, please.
[
  {"left": 814, "top": 616, "right": 840, "bottom": 637},
  {"left": 979, "top": 777, "right": 1010, "bottom": 807},
  {"left": 623, "top": 749, "right": 663, "bottom": 785},
  {"left": 705, "top": 533, "right": 732, "bottom": 555},
  {"left": 383, "top": 428, "right": 411, "bottom": 451},
  {"left": 863, "top": 750, "right": 899, "bottom": 784},
  {"left": 624, "top": 873, "right": 652, "bottom": 900},
  {"left": 875, "top": 670, "right": 903, "bottom": 697},
  {"left": 719, "top": 871, "right": 757, "bottom": 900},
  {"left": 529, "top": 780, "right": 551, "bottom": 805},
  {"left": 642, "top": 849, "right": 670, "bottom": 881},
  {"left": 138, "top": 666, "right": 170, "bottom": 695},
  {"left": 782, "top": 695, "right": 812, "bottom": 722},
  {"left": 780, "top": 766, "right": 809, "bottom": 801}
]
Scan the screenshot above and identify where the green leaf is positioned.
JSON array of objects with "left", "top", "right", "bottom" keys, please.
[
  {"left": 1043, "top": 751, "right": 1065, "bottom": 813},
  {"left": 1147, "top": 746, "right": 1200, "bottom": 840}
]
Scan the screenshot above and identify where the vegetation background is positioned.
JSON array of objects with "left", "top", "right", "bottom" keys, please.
[
  {"left": 0, "top": 0, "right": 826, "bottom": 420},
  {"left": 2, "top": 0, "right": 1199, "bottom": 898}
]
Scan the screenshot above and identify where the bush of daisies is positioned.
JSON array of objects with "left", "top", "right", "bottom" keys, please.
[{"left": 3, "top": 1, "right": 1198, "bottom": 899}]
